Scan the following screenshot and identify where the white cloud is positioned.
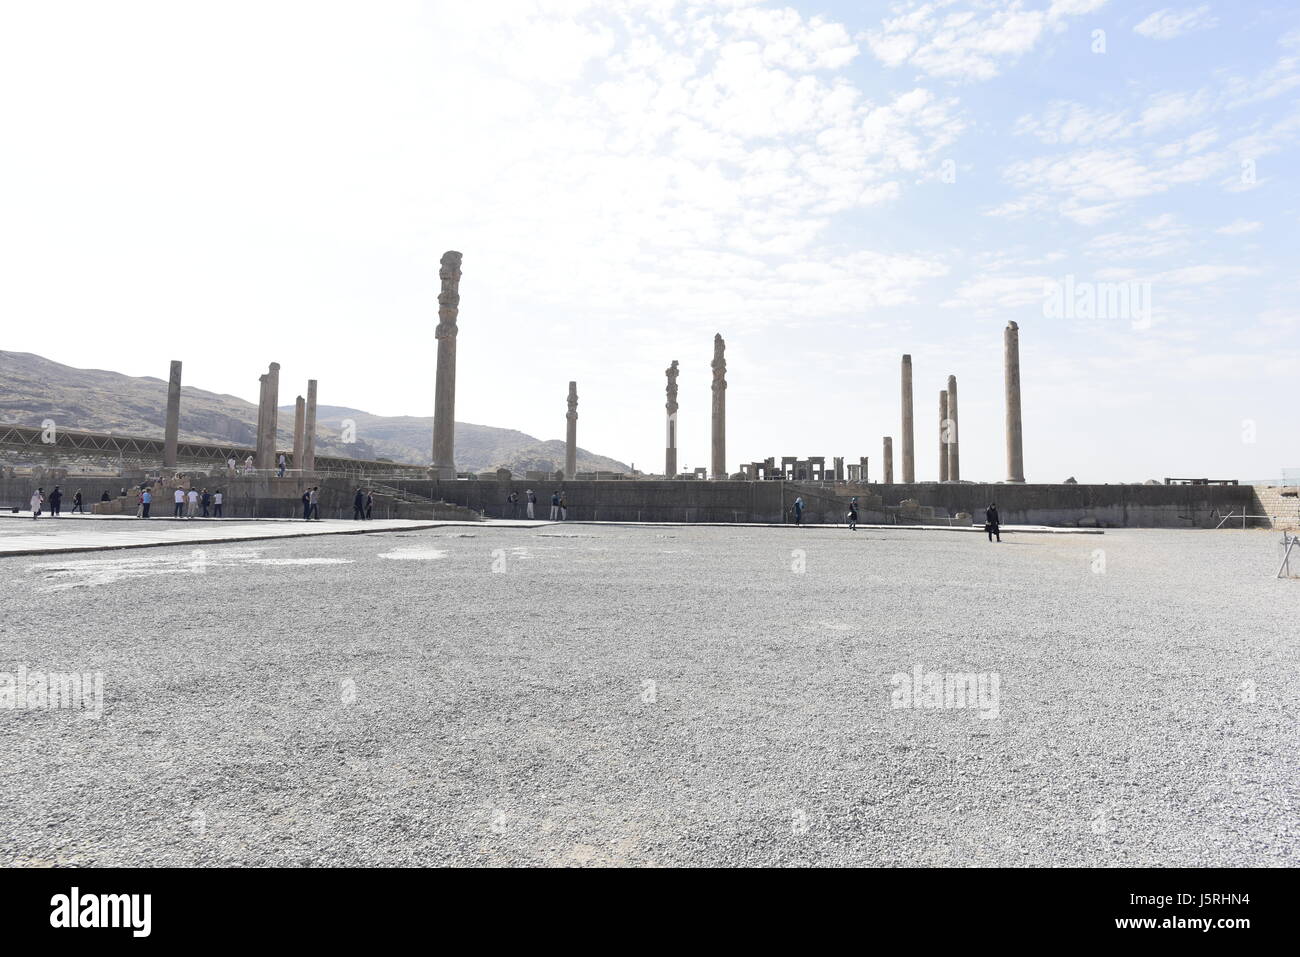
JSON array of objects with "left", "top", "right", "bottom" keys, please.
[
  {"left": 864, "top": 0, "right": 1107, "bottom": 82},
  {"left": 1216, "top": 219, "right": 1262, "bottom": 235},
  {"left": 1134, "top": 5, "right": 1219, "bottom": 41}
]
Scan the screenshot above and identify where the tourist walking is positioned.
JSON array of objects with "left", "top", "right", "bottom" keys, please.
[
  {"left": 549, "top": 491, "right": 560, "bottom": 520},
  {"left": 140, "top": 488, "right": 152, "bottom": 518},
  {"left": 985, "top": 503, "right": 1001, "bottom": 543},
  {"left": 525, "top": 489, "right": 536, "bottom": 520},
  {"left": 847, "top": 497, "right": 858, "bottom": 531},
  {"left": 30, "top": 487, "right": 43, "bottom": 519},
  {"left": 302, "top": 488, "right": 312, "bottom": 520},
  {"left": 277, "top": 453, "right": 286, "bottom": 478},
  {"left": 792, "top": 496, "right": 804, "bottom": 525},
  {"left": 365, "top": 490, "right": 374, "bottom": 520},
  {"left": 71, "top": 490, "right": 84, "bottom": 514},
  {"left": 49, "top": 486, "right": 62, "bottom": 517},
  {"left": 213, "top": 489, "right": 223, "bottom": 518},
  {"left": 353, "top": 488, "right": 365, "bottom": 520},
  {"left": 309, "top": 486, "right": 320, "bottom": 520},
  {"left": 186, "top": 487, "right": 199, "bottom": 518},
  {"left": 201, "top": 488, "right": 211, "bottom": 517},
  {"left": 173, "top": 486, "right": 185, "bottom": 518},
  {"left": 507, "top": 490, "right": 518, "bottom": 519},
  {"left": 559, "top": 492, "right": 567, "bottom": 521}
]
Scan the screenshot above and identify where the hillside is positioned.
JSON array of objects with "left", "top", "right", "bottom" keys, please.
[{"left": 0, "top": 351, "right": 630, "bottom": 474}]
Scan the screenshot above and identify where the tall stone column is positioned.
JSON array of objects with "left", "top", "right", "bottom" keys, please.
[
  {"left": 565, "top": 381, "right": 578, "bottom": 480},
  {"left": 256, "top": 362, "right": 280, "bottom": 469},
  {"left": 938, "top": 390, "right": 949, "bottom": 482},
  {"left": 900, "top": 354, "right": 915, "bottom": 483},
  {"left": 1004, "top": 321, "right": 1025, "bottom": 482},
  {"left": 163, "top": 360, "right": 182, "bottom": 469},
  {"left": 431, "top": 250, "right": 463, "bottom": 479},
  {"left": 883, "top": 436, "right": 894, "bottom": 484},
  {"left": 946, "top": 374, "right": 960, "bottom": 482},
  {"left": 303, "top": 379, "right": 318, "bottom": 473},
  {"left": 710, "top": 334, "right": 726, "bottom": 480},
  {"left": 292, "top": 395, "right": 306, "bottom": 470},
  {"left": 665, "top": 360, "right": 679, "bottom": 479}
]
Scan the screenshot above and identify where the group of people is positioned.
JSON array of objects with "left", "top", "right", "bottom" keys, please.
[
  {"left": 350, "top": 488, "right": 374, "bottom": 520},
  {"left": 302, "top": 487, "right": 322, "bottom": 520},
  {"left": 169, "top": 486, "right": 223, "bottom": 518},
  {"left": 26, "top": 486, "right": 87, "bottom": 518},
  {"left": 502, "top": 489, "right": 565, "bottom": 520}
]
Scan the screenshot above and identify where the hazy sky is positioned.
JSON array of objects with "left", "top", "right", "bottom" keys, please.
[{"left": 2, "top": 0, "right": 1297, "bottom": 481}]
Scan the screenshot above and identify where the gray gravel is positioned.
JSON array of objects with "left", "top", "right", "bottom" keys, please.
[{"left": 1, "top": 525, "right": 1295, "bottom": 866}]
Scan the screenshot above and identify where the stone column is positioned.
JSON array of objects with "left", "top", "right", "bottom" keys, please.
[
  {"left": 900, "top": 354, "right": 915, "bottom": 483},
  {"left": 946, "top": 374, "right": 960, "bottom": 482},
  {"left": 431, "top": 250, "right": 463, "bottom": 479},
  {"left": 565, "top": 381, "right": 578, "bottom": 480},
  {"left": 292, "top": 395, "right": 305, "bottom": 470},
  {"left": 1004, "top": 320, "right": 1025, "bottom": 482},
  {"left": 256, "top": 362, "right": 280, "bottom": 469},
  {"left": 163, "top": 360, "right": 182, "bottom": 469},
  {"left": 303, "top": 379, "right": 318, "bottom": 472},
  {"left": 710, "top": 333, "right": 726, "bottom": 480},
  {"left": 665, "top": 360, "right": 679, "bottom": 478},
  {"left": 883, "top": 437, "right": 894, "bottom": 484},
  {"left": 938, "top": 390, "right": 950, "bottom": 482}
]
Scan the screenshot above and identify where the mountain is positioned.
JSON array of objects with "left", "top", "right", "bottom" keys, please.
[{"left": 0, "top": 351, "right": 630, "bottom": 474}]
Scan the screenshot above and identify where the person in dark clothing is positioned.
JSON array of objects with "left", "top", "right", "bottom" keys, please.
[
  {"left": 49, "top": 486, "right": 62, "bottom": 517},
  {"left": 792, "top": 496, "right": 804, "bottom": 525},
  {"left": 847, "top": 497, "right": 858, "bottom": 531},
  {"left": 302, "top": 489, "right": 312, "bottom": 521},
  {"left": 365, "top": 490, "right": 373, "bottom": 520},
  {"left": 985, "top": 503, "right": 1001, "bottom": 543},
  {"left": 100, "top": 490, "right": 111, "bottom": 502},
  {"left": 71, "top": 490, "right": 84, "bottom": 514},
  {"left": 507, "top": 490, "right": 518, "bottom": 519},
  {"left": 201, "top": 489, "right": 211, "bottom": 518},
  {"left": 353, "top": 489, "right": 365, "bottom": 520}
]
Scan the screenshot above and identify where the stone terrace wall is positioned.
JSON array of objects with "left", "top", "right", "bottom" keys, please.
[
  {"left": 0, "top": 474, "right": 1258, "bottom": 528},
  {"left": 377, "top": 478, "right": 1256, "bottom": 528}
]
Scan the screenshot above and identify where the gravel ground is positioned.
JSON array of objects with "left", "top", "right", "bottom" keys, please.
[{"left": 0, "top": 524, "right": 1295, "bottom": 867}]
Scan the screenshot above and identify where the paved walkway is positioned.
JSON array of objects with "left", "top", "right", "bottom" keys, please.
[
  {"left": 0, "top": 510, "right": 1101, "bottom": 557},
  {"left": 0, "top": 515, "right": 510, "bottom": 557}
]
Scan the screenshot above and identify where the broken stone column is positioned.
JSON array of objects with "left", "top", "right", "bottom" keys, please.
[
  {"left": 565, "top": 380, "right": 578, "bottom": 480},
  {"left": 859, "top": 456, "right": 869, "bottom": 483},
  {"left": 256, "top": 362, "right": 280, "bottom": 470},
  {"left": 292, "top": 395, "right": 305, "bottom": 470},
  {"left": 163, "top": 360, "right": 182, "bottom": 469},
  {"left": 710, "top": 333, "right": 726, "bottom": 480},
  {"left": 946, "top": 375, "right": 960, "bottom": 482},
  {"left": 303, "top": 379, "right": 318, "bottom": 473},
  {"left": 939, "top": 390, "right": 949, "bottom": 482},
  {"left": 431, "top": 250, "right": 463, "bottom": 479},
  {"left": 900, "top": 354, "right": 915, "bottom": 483},
  {"left": 883, "top": 437, "right": 894, "bottom": 484},
  {"left": 665, "top": 359, "right": 678, "bottom": 479},
  {"left": 1004, "top": 320, "right": 1025, "bottom": 482}
]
